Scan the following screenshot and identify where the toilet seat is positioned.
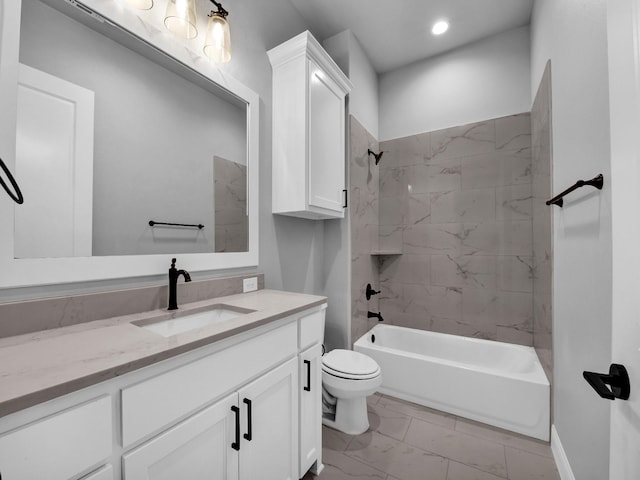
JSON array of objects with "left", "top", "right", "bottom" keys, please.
[{"left": 322, "top": 349, "right": 381, "bottom": 380}]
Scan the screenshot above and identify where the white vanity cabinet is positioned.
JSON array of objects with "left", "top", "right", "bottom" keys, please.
[
  {"left": 0, "top": 302, "right": 326, "bottom": 480},
  {"left": 123, "top": 357, "right": 298, "bottom": 480},
  {"left": 0, "top": 396, "right": 113, "bottom": 480},
  {"left": 297, "top": 306, "right": 326, "bottom": 477},
  {"left": 123, "top": 394, "right": 239, "bottom": 480},
  {"left": 268, "top": 31, "right": 352, "bottom": 220}
]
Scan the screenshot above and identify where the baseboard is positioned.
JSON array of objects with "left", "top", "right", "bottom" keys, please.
[{"left": 551, "top": 425, "right": 576, "bottom": 480}]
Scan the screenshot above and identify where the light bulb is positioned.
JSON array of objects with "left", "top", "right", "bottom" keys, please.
[
  {"left": 204, "top": 13, "right": 231, "bottom": 63},
  {"left": 164, "top": 0, "right": 198, "bottom": 39},
  {"left": 432, "top": 20, "right": 449, "bottom": 35}
]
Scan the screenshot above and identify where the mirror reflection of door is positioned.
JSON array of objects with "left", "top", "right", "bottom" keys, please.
[{"left": 14, "top": 64, "right": 94, "bottom": 259}]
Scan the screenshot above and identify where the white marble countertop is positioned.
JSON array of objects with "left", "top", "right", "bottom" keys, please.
[{"left": 0, "top": 289, "right": 326, "bottom": 418}]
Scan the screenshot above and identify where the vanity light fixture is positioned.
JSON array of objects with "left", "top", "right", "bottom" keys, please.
[
  {"left": 121, "top": 0, "right": 153, "bottom": 10},
  {"left": 164, "top": 0, "right": 198, "bottom": 39},
  {"left": 203, "top": 0, "right": 231, "bottom": 63},
  {"left": 432, "top": 20, "right": 449, "bottom": 35}
]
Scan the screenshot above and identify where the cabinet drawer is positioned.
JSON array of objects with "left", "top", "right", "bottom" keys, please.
[
  {"left": 0, "top": 396, "right": 112, "bottom": 480},
  {"left": 122, "top": 321, "right": 297, "bottom": 447},
  {"left": 298, "top": 305, "right": 326, "bottom": 351}
]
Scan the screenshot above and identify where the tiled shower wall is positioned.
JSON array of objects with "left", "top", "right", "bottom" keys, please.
[
  {"left": 532, "top": 62, "right": 553, "bottom": 381},
  {"left": 378, "top": 114, "right": 535, "bottom": 345},
  {"left": 350, "top": 117, "right": 381, "bottom": 344}
]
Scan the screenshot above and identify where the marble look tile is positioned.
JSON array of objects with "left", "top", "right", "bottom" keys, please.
[
  {"left": 378, "top": 280, "right": 405, "bottom": 314},
  {"left": 379, "top": 225, "right": 404, "bottom": 252},
  {"left": 379, "top": 254, "right": 430, "bottom": 285},
  {"left": 431, "top": 189, "right": 496, "bottom": 223},
  {"left": 504, "top": 447, "right": 560, "bottom": 480},
  {"left": 496, "top": 185, "right": 532, "bottom": 222},
  {"left": 380, "top": 196, "right": 407, "bottom": 226},
  {"left": 495, "top": 326, "right": 533, "bottom": 346},
  {"left": 409, "top": 162, "right": 461, "bottom": 194},
  {"left": 320, "top": 449, "right": 387, "bottom": 480},
  {"left": 403, "top": 223, "right": 463, "bottom": 256},
  {"left": 380, "top": 167, "right": 408, "bottom": 198},
  {"left": 495, "top": 113, "right": 531, "bottom": 152},
  {"left": 345, "top": 430, "right": 449, "bottom": 480},
  {"left": 324, "top": 426, "right": 355, "bottom": 452},
  {"left": 454, "top": 419, "right": 552, "bottom": 459},
  {"left": 406, "top": 194, "right": 431, "bottom": 225},
  {"left": 461, "top": 150, "right": 532, "bottom": 190},
  {"left": 431, "top": 255, "right": 497, "bottom": 290},
  {"left": 368, "top": 393, "right": 382, "bottom": 406},
  {"left": 461, "top": 222, "right": 532, "bottom": 256},
  {"left": 462, "top": 290, "right": 532, "bottom": 339},
  {"left": 430, "top": 121, "right": 495, "bottom": 162},
  {"left": 380, "top": 132, "right": 430, "bottom": 167},
  {"left": 446, "top": 462, "right": 507, "bottom": 480},
  {"left": 367, "top": 403, "right": 413, "bottom": 441},
  {"left": 404, "top": 418, "right": 507, "bottom": 478},
  {"left": 497, "top": 256, "right": 534, "bottom": 293},
  {"left": 429, "top": 315, "right": 495, "bottom": 341},
  {"left": 377, "top": 396, "right": 457, "bottom": 430},
  {"left": 404, "top": 284, "right": 463, "bottom": 320}
]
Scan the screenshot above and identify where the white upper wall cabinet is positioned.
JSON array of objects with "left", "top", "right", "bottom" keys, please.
[{"left": 268, "top": 31, "right": 352, "bottom": 220}]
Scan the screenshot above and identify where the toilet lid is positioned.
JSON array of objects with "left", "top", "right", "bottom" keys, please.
[{"left": 322, "top": 349, "right": 380, "bottom": 378}]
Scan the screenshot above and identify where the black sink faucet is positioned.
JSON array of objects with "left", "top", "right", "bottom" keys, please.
[{"left": 168, "top": 258, "right": 191, "bottom": 310}]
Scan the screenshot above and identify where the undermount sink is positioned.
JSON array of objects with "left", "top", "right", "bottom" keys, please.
[{"left": 134, "top": 305, "right": 254, "bottom": 337}]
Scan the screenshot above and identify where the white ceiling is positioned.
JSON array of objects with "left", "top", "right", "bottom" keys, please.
[{"left": 288, "top": 0, "right": 534, "bottom": 73}]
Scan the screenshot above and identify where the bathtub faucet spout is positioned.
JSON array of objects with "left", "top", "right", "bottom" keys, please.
[{"left": 367, "top": 311, "right": 384, "bottom": 322}]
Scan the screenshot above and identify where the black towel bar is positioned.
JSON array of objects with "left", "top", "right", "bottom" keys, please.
[
  {"left": 546, "top": 174, "right": 604, "bottom": 207},
  {"left": 149, "top": 220, "right": 204, "bottom": 229}
]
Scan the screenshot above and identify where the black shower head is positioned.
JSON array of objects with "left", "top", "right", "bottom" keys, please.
[{"left": 367, "top": 149, "right": 384, "bottom": 165}]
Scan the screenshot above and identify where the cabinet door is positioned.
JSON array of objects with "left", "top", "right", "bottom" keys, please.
[
  {"left": 123, "top": 393, "right": 238, "bottom": 480},
  {"left": 307, "top": 59, "right": 346, "bottom": 215},
  {"left": 238, "top": 357, "right": 298, "bottom": 480},
  {"left": 0, "top": 396, "right": 112, "bottom": 480},
  {"left": 299, "top": 343, "right": 324, "bottom": 477}
]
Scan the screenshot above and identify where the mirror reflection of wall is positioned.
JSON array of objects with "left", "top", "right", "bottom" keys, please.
[
  {"left": 214, "top": 156, "right": 248, "bottom": 252},
  {"left": 15, "top": 0, "right": 247, "bottom": 259}
]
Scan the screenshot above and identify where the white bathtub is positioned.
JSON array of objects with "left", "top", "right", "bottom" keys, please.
[{"left": 354, "top": 324, "right": 550, "bottom": 441}]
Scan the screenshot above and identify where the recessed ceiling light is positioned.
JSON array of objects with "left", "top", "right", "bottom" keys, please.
[{"left": 432, "top": 20, "right": 449, "bottom": 35}]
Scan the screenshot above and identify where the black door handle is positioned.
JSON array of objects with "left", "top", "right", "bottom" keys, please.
[
  {"left": 583, "top": 363, "right": 630, "bottom": 400},
  {"left": 231, "top": 405, "right": 240, "bottom": 450},
  {"left": 304, "top": 359, "right": 311, "bottom": 392},
  {"left": 243, "top": 398, "right": 252, "bottom": 441}
]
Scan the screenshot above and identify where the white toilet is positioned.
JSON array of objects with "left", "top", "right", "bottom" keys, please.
[{"left": 321, "top": 349, "right": 382, "bottom": 435}]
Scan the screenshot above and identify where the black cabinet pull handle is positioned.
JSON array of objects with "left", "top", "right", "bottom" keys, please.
[
  {"left": 304, "top": 359, "right": 311, "bottom": 392},
  {"left": 243, "top": 398, "right": 252, "bottom": 441},
  {"left": 583, "top": 363, "right": 630, "bottom": 400},
  {"left": 231, "top": 405, "right": 240, "bottom": 450},
  {"left": 343, "top": 189, "right": 348, "bottom": 208}
]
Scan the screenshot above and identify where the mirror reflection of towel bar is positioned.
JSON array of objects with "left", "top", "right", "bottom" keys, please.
[{"left": 149, "top": 220, "right": 204, "bottom": 229}]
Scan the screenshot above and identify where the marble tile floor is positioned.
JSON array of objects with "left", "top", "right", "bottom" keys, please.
[{"left": 304, "top": 394, "right": 560, "bottom": 480}]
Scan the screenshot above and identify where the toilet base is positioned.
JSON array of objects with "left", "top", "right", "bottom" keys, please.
[{"left": 322, "top": 396, "right": 370, "bottom": 435}]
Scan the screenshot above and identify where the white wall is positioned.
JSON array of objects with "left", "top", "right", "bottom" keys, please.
[
  {"left": 379, "top": 26, "right": 531, "bottom": 141},
  {"left": 324, "top": 30, "right": 379, "bottom": 140},
  {"left": 531, "top": 1, "right": 612, "bottom": 479}
]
